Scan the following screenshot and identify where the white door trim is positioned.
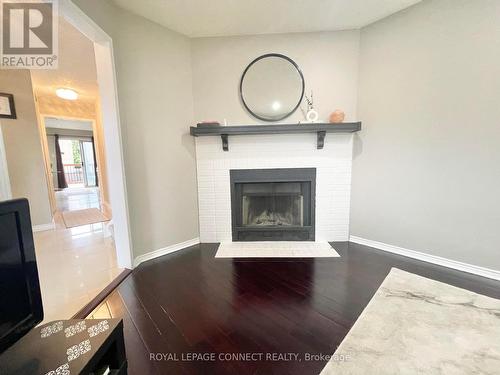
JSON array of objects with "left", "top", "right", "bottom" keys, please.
[
  {"left": 60, "top": 0, "right": 133, "bottom": 268},
  {"left": 0, "top": 123, "right": 12, "bottom": 201}
]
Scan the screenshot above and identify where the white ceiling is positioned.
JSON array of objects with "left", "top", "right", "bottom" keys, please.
[
  {"left": 112, "top": 0, "right": 422, "bottom": 38},
  {"left": 31, "top": 18, "right": 98, "bottom": 104}
]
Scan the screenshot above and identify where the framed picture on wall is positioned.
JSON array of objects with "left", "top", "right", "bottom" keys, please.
[{"left": 0, "top": 93, "right": 17, "bottom": 119}]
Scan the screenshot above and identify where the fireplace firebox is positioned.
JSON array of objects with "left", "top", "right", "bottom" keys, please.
[{"left": 230, "top": 168, "right": 316, "bottom": 241}]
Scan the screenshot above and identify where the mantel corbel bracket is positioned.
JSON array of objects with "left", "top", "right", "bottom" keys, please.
[
  {"left": 317, "top": 131, "right": 326, "bottom": 149},
  {"left": 221, "top": 134, "right": 229, "bottom": 151}
]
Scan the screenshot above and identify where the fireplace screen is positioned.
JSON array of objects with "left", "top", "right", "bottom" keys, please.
[
  {"left": 231, "top": 169, "right": 316, "bottom": 241},
  {"left": 242, "top": 183, "right": 304, "bottom": 227}
]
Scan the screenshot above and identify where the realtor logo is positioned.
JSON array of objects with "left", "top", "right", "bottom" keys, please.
[{"left": 1, "top": 0, "right": 58, "bottom": 69}]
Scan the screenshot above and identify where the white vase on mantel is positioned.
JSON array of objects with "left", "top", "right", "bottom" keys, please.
[{"left": 306, "top": 109, "right": 319, "bottom": 123}]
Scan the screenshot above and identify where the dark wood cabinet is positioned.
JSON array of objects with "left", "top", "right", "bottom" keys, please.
[{"left": 0, "top": 319, "right": 127, "bottom": 375}]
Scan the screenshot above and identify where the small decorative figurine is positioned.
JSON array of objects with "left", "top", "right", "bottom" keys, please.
[
  {"left": 304, "top": 91, "right": 319, "bottom": 123},
  {"left": 329, "top": 109, "right": 345, "bottom": 123}
]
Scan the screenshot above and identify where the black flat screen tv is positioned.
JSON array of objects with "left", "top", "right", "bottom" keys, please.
[{"left": 0, "top": 198, "right": 43, "bottom": 354}]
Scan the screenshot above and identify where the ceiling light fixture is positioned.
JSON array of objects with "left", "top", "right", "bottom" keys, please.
[{"left": 56, "top": 88, "right": 78, "bottom": 100}]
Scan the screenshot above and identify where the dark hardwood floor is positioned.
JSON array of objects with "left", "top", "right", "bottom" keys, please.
[{"left": 88, "top": 242, "right": 500, "bottom": 375}]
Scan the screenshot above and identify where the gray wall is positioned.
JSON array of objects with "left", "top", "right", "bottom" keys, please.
[
  {"left": 0, "top": 70, "right": 53, "bottom": 226},
  {"left": 191, "top": 31, "right": 360, "bottom": 124},
  {"left": 352, "top": 0, "right": 500, "bottom": 270},
  {"left": 73, "top": 0, "right": 199, "bottom": 257}
]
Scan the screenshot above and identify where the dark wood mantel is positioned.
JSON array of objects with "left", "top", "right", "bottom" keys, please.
[{"left": 190, "top": 122, "right": 361, "bottom": 151}]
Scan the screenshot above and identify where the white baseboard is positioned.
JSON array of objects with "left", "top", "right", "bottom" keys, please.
[
  {"left": 349, "top": 235, "right": 500, "bottom": 281},
  {"left": 133, "top": 238, "right": 200, "bottom": 268},
  {"left": 32, "top": 222, "right": 56, "bottom": 232}
]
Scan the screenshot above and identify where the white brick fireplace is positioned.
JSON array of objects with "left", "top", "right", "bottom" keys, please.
[{"left": 194, "top": 132, "right": 354, "bottom": 243}]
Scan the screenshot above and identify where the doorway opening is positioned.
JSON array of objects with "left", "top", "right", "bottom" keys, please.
[
  {"left": 43, "top": 117, "right": 103, "bottom": 215},
  {"left": 58, "top": 138, "right": 97, "bottom": 188}
]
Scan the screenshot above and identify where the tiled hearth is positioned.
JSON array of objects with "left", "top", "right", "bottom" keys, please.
[{"left": 194, "top": 132, "right": 354, "bottom": 242}]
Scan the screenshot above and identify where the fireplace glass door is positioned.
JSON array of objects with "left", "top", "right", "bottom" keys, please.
[
  {"left": 231, "top": 168, "right": 316, "bottom": 241},
  {"left": 242, "top": 183, "right": 305, "bottom": 227}
]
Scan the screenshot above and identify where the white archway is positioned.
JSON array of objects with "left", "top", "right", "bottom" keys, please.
[{"left": 60, "top": 0, "right": 133, "bottom": 268}]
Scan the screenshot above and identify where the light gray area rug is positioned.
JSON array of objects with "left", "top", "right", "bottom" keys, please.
[
  {"left": 215, "top": 241, "right": 340, "bottom": 258},
  {"left": 61, "top": 208, "right": 110, "bottom": 228},
  {"left": 320, "top": 268, "right": 500, "bottom": 375}
]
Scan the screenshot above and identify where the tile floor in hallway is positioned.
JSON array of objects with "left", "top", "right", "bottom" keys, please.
[
  {"left": 33, "top": 186, "right": 122, "bottom": 324},
  {"left": 34, "top": 219, "right": 122, "bottom": 322},
  {"left": 34, "top": 216, "right": 122, "bottom": 324},
  {"left": 55, "top": 186, "right": 100, "bottom": 212}
]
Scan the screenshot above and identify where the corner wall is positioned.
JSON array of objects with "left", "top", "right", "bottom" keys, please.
[
  {"left": 73, "top": 0, "right": 199, "bottom": 257},
  {"left": 352, "top": 0, "right": 500, "bottom": 270}
]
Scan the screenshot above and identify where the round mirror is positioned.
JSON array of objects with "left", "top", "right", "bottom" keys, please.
[{"left": 240, "top": 54, "right": 305, "bottom": 122}]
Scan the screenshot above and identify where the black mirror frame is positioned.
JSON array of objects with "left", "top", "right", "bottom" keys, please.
[{"left": 239, "top": 53, "right": 305, "bottom": 122}]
